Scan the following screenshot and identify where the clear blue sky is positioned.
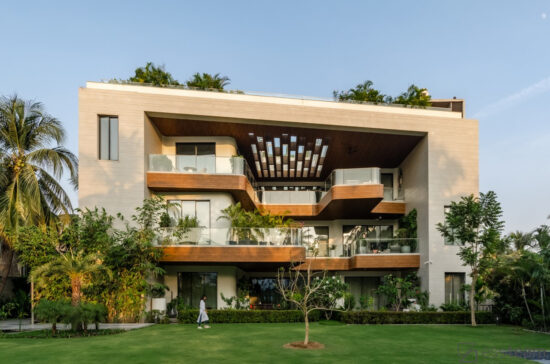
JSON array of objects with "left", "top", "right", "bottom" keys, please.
[{"left": 1, "top": 1, "right": 549, "bottom": 233}]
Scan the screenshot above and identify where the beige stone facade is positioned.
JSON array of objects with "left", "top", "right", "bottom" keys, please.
[{"left": 79, "top": 82, "right": 478, "bottom": 308}]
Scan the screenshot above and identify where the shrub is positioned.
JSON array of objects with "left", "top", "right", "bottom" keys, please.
[
  {"left": 178, "top": 309, "right": 320, "bottom": 324},
  {"left": 35, "top": 300, "right": 107, "bottom": 334},
  {"left": 337, "top": 311, "right": 495, "bottom": 324},
  {"left": 343, "top": 293, "right": 356, "bottom": 311},
  {"left": 440, "top": 303, "right": 469, "bottom": 312},
  {"left": 34, "top": 300, "right": 67, "bottom": 335}
]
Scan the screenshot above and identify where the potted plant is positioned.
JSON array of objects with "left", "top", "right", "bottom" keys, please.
[
  {"left": 395, "top": 209, "right": 417, "bottom": 253},
  {"left": 174, "top": 215, "right": 201, "bottom": 244},
  {"left": 389, "top": 241, "right": 401, "bottom": 253},
  {"left": 150, "top": 283, "right": 169, "bottom": 314},
  {"left": 329, "top": 244, "right": 337, "bottom": 257}
]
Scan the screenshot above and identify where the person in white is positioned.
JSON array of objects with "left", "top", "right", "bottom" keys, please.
[{"left": 197, "top": 295, "right": 210, "bottom": 329}]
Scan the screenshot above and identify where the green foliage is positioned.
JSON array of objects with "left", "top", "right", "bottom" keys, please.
[
  {"left": 343, "top": 292, "right": 356, "bottom": 311},
  {"left": 392, "top": 85, "right": 431, "bottom": 107},
  {"left": 178, "top": 309, "right": 320, "bottom": 323},
  {"left": 148, "top": 283, "right": 169, "bottom": 298},
  {"left": 218, "top": 202, "right": 294, "bottom": 241},
  {"left": 396, "top": 208, "right": 417, "bottom": 239},
  {"left": 18, "top": 198, "right": 165, "bottom": 323},
  {"left": 333, "top": 80, "right": 388, "bottom": 104},
  {"left": 440, "top": 303, "right": 469, "bottom": 312},
  {"left": 186, "top": 73, "right": 230, "bottom": 91},
  {"left": 486, "top": 224, "right": 550, "bottom": 331},
  {"left": 333, "top": 82, "right": 432, "bottom": 108},
  {"left": 128, "top": 62, "right": 180, "bottom": 86},
  {"left": 437, "top": 191, "right": 504, "bottom": 326},
  {"left": 337, "top": 311, "right": 495, "bottom": 324},
  {"left": 359, "top": 295, "right": 375, "bottom": 311},
  {"left": 35, "top": 300, "right": 107, "bottom": 334},
  {"left": 376, "top": 274, "right": 418, "bottom": 311},
  {"left": 220, "top": 291, "right": 250, "bottom": 310},
  {"left": 4, "top": 329, "right": 124, "bottom": 339}
]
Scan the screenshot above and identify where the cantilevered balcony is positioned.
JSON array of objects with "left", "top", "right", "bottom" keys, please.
[
  {"left": 147, "top": 155, "right": 405, "bottom": 219},
  {"left": 147, "top": 155, "right": 260, "bottom": 209},
  {"left": 155, "top": 227, "right": 419, "bottom": 270}
]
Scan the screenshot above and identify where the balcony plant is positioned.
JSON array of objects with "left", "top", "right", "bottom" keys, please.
[
  {"left": 329, "top": 244, "right": 337, "bottom": 257},
  {"left": 173, "top": 215, "right": 201, "bottom": 244},
  {"left": 218, "top": 203, "right": 294, "bottom": 245},
  {"left": 396, "top": 209, "right": 417, "bottom": 253}
]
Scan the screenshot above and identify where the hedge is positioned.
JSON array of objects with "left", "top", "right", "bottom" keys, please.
[
  {"left": 178, "top": 309, "right": 494, "bottom": 324},
  {"left": 336, "top": 311, "right": 495, "bottom": 325},
  {"left": 178, "top": 309, "right": 320, "bottom": 324}
]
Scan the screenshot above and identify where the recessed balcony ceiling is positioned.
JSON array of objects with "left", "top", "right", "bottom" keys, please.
[{"left": 149, "top": 116, "right": 424, "bottom": 181}]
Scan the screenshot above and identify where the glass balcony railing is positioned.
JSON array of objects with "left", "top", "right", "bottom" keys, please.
[
  {"left": 154, "top": 227, "right": 303, "bottom": 246},
  {"left": 324, "top": 167, "right": 381, "bottom": 190},
  {"left": 149, "top": 155, "right": 247, "bottom": 174},
  {"left": 149, "top": 154, "right": 257, "bottom": 189},
  {"left": 345, "top": 238, "right": 418, "bottom": 256},
  {"left": 148, "top": 154, "right": 402, "bottom": 204}
]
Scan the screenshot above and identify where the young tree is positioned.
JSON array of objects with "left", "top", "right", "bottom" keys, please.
[
  {"left": 30, "top": 249, "right": 111, "bottom": 306},
  {"left": 392, "top": 84, "right": 432, "bottom": 107},
  {"left": 277, "top": 261, "right": 346, "bottom": 347},
  {"left": 437, "top": 191, "right": 504, "bottom": 326},
  {"left": 333, "top": 80, "right": 388, "bottom": 104},
  {"left": 128, "top": 62, "right": 180, "bottom": 86}
]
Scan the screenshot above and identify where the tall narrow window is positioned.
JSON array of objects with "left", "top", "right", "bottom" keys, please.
[
  {"left": 444, "top": 273, "right": 465, "bottom": 304},
  {"left": 443, "top": 205, "right": 460, "bottom": 245},
  {"left": 98, "top": 116, "right": 118, "bottom": 160}
]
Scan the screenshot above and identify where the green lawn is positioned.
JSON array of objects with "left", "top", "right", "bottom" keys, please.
[{"left": 1, "top": 323, "right": 548, "bottom": 364}]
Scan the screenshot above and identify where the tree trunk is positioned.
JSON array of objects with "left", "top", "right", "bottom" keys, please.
[
  {"left": 521, "top": 280, "right": 535, "bottom": 327},
  {"left": 52, "top": 322, "right": 57, "bottom": 336},
  {"left": 541, "top": 283, "right": 547, "bottom": 332},
  {"left": 304, "top": 311, "right": 309, "bottom": 346},
  {"left": 0, "top": 248, "right": 14, "bottom": 297},
  {"left": 71, "top": 277, "right": 82, "bottom": 306},
  {"left": 470, "top": 271, "right": 477, "bottom": 327}
]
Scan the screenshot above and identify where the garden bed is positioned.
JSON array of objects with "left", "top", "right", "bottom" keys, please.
[{"left": 2, "top": 329, "right": 126, "bottom": 339}]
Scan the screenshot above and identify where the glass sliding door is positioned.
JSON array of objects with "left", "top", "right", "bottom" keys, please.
[
  {"left": 177, "top": 272, "right": 218, "bottom": 309},
  {"left": 381, "top": 173, "right": 394, "bottom": 200},
  {"left": 175, "top": 142, "right": 215, "bottom": 173},
  {"left": 445, "top": 273, "right": 465, "bottom": 304}
]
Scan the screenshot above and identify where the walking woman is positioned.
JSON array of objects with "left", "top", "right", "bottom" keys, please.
[{"left": 197, "top": 295, "right": 210, "bottom": 329}]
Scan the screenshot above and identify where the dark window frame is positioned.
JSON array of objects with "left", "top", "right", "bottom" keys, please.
[
  {"left": 444, "top": 272, "right": 465, "bottom": 304},
  {"left": 98, "top": 115, "right": 119, "bottom": 161}
]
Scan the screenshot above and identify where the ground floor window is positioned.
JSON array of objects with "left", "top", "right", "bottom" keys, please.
[
  {"left": 248, "top": 277, "right": 289, "bottom": 309},
  {"left": 345, "top": 276, "right": 384, "bottom": 310},
  {"left": 177, "top": 272, "right": 218, "bottom": 309},
  {"left": 444, "top": 273, "right": 465, "bottom": 304}
]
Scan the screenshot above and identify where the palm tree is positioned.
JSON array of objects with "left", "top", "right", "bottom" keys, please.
[
  {"left": 0, "top": 95, "right": 78, "bottom": 295},
  {"left": 31, "top": 249, "right": 110, "bottom": 306},
  {"left": 186, "top": 73, "right": 230, "bottom": 91}
]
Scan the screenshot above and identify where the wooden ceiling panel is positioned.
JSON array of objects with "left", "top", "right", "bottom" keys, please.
[{"left": 150, "top": 117, "right": 423, "bottom": 181}]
